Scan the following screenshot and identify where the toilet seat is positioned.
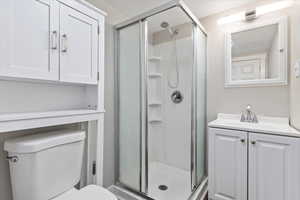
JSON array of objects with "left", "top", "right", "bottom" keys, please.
[{"left": 53, "top": 185, "right": 117, "bottom": 200}]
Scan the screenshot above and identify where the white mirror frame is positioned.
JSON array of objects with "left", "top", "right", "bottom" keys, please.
[{"left": 225, "top": 16, "right": 288, "bottom": 87}]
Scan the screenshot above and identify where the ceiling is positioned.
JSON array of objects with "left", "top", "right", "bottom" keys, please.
[{"left": 93, "top": 0, "right": 260, "bottom": 23}]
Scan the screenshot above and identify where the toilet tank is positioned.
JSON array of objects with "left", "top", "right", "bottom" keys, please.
[{"left": 4, "top": 129, "right": 86, "bottom": 200}]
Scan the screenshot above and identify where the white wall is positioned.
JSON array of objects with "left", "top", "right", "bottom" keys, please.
[
  {"left": 101, "top": 23, "right": 116, "bottom": 187},
  {"left": 268, "top": 31, "right": 279, "bottom": 79},
  {"left": 0, "top": 81, "right": 87, "bottom": 113},
  {"left": 200, "top": 0, "right": 291, "bottom": 122}
]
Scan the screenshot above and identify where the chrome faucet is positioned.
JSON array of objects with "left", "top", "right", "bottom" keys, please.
[{"left": 240, "top": 105, "right": 258, "bottom": 123}]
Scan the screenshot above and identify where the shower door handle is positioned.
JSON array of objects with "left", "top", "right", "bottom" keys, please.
[
  {"left": 51, "top": 31, "right": 58, "bottom": 50},
  {"left": 61, "top": 34, "right": 68, "bottom": 53}
]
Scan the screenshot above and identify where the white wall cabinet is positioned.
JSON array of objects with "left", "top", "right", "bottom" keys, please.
[
  {"left": 0, "top": 0, "right": 59, "bottom": 81},
  {"left": 209, "top": 128, "right": 300, "bottom": 200},
  {"left": 59, "top": 4, "right": 98, "bottom": 84},
  {"left": 0, "top": 0, "right": 104, "bottom": 85}
]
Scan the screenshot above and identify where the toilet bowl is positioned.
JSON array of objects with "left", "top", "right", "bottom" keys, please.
[{"left": 4, "top": 130, "right": 117, "bottom": 200}]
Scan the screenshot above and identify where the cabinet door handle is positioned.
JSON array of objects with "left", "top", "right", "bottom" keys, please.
[
  {"left": 51, "top": 31, "right": 58, "bottom": 50},
  {"left": 240, "top": 139, "right": 245, "bottom": 143},
  {"left": 61, "top": 34, "right": 68, "bottom": 53},
  {"left": 251, "top": 141, "right": 256, "bottom": 145}
]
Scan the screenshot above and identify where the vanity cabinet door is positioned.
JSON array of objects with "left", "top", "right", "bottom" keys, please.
[
  {"left": 208, "top": 128, "right": 247, "bottom": 200},
  {"left": 249, "top": 133, "right": 300, "bottom": 200},
  {"left": 0, "top": 0, "right": 59, "bottom": 80},
  {"left": 59, "top": 4, "right": 98, "bottom": 84}
]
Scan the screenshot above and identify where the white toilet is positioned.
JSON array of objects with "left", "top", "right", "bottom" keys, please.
[{"left": 4, "top": 129, "right": 117, "bottom": 200}]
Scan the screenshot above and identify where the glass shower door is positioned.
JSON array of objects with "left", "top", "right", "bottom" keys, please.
[
  {"left": 117, "top": 22, "right": 142, "bottom": 191},
  {"left": 194, "top": 26, "right": 207, "bottom": 187}
]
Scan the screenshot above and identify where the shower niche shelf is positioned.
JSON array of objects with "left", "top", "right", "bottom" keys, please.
[
  {"left": 149, "top": 101, "right": 162, "bottom": 106},
  {"left": 148, "top": 73, "right": 162, "bottom": 78},
  {"left": 149, "top": 56, "right": 162, "bottom": 62},
  {"left": 149, "top": 118, "right": 163, "bottom": 124}
]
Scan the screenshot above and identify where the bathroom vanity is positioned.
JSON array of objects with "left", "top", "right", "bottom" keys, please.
[{"left": 208, "top": 113, "right": 300, "bottom": 200}]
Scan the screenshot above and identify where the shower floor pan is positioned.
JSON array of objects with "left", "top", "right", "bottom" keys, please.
[
  {"left": 109, "top": 162, "right": 192, "bottom": 200},
  {"left": 148, "top": 162, "right": 190, "bottom": 200}
]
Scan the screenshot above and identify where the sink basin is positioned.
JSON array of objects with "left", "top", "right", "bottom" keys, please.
[{"left": 208, "top": 113, "right": 300, "bottom": 137}]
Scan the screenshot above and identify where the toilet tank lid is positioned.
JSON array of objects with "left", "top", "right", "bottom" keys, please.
[{"left": 4, "top": 130, "right": 86, "bottom": 153}]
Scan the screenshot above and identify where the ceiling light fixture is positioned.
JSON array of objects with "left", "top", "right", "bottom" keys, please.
[{"left": 218, "top": 0, "right": 294, "bottom": 25}]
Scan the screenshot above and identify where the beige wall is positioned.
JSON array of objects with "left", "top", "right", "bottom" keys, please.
[
  {"left": 200, "top": 0, "right": 300, "bottom": 122},
  {"left": 289, "top": 0, "right": 300, "bottom": 130},
  {"left": 86, "top": 0, "right": 125, "bottom": 187}
]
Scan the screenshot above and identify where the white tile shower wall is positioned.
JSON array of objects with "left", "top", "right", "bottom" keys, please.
[{"left": 148, "top": 36, "right": 193, "bottom": 171}]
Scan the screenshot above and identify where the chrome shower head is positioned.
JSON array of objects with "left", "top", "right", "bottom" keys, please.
[
  {"left": 160, "top": 21, "right": 170, "bottom": 29},
  {"left": 160, "top": 21, "right": 178, "bottom": 36}
]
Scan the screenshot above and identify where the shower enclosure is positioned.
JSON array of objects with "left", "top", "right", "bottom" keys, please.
[{"left": 115, "top": 1, "right": 207, "bottom": 199}]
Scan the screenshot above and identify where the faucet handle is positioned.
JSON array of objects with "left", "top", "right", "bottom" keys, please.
[
  {"left": 241, "top": 105, "right": 259, "bottom": 123},
  {"left": 252, "top": 113, "right": 258, "bottom": 123},
  {"left": 240, "top": 112, "right": 246, "bottom": 122}
]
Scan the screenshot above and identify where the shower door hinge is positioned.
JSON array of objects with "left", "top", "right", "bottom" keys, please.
[
  {"left": 92, "top": 161, "right": 96, "bottom": 175},
  {"left": 97, "top": 25, "right": 100, "bottom": 35},
  {"left": 97, "top": 72, "right": 100, "bottom": 81}
]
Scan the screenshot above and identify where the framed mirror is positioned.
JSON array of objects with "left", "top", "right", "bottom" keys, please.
[{"left": 225, "top": 17, "right": 288, "bottom": 87}]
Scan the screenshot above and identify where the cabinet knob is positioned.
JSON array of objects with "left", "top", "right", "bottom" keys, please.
[
  {"left": 240, "top": 139, "right": 245, "bottom": 143},
  {"left": 251, "top": 141, "right": 256, "bottom": 145}
]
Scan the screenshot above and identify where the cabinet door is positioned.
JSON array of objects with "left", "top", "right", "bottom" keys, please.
[
  {"left": 208, "top": 128, "right": 247, "bottom": 200},
  {"left": 249, "top": 133, "right": 300, "bottom": 200},
  {"left": 59, "top": 4, "right": 98, "bottom": 84},
  {"left": 0, "top": 0, "right": 59, "bottom": 80}
]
